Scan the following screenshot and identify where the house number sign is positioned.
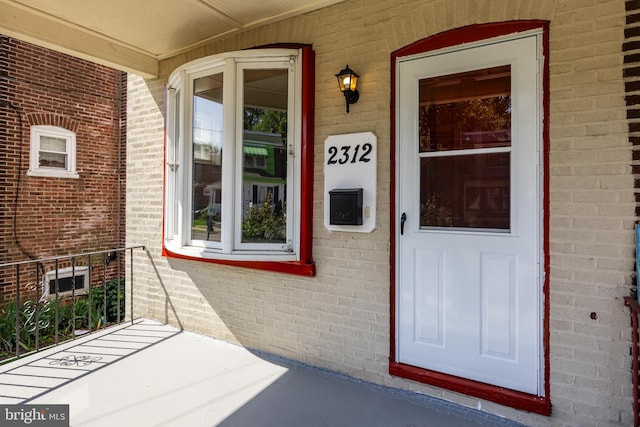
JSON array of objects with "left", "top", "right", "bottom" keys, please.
[
  {"left": 324, "top": 132, "right": 377, "bottom": 233},
  {"left": 326, "top": 142, "right": 373, "bottom": 165}
]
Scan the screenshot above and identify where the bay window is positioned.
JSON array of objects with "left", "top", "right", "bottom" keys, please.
[{"left": 163, "top": 47, "right": 315, "bottom": 276}]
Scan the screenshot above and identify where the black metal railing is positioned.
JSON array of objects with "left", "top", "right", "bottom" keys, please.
[
  {"left": 0, "top": 246, "right": 144, "bottom": 364},
  {"left": 626, "top": 296, "right": 640, "bottom": 427}
]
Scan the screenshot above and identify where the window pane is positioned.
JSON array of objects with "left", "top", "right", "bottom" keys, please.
[
  {"left": 50, "top": 275, "right": 84, "bottom": 294},
  {"left": 241, "top": 69, "right": 288, "bottom": 244},
  {"left": 168, "top": 88, "right": 181, "bottom": 239},
  {"left": 418, "top": 65, "right": 512, "bottom": 231},
  {"left": 40, "top": 136, "right": 67, "bottom": 152},
  {"left": 192, "top": 73, "right": 223, "bottom": 243},
  {"left": 419, "top": 65, "right": 511, "bottom": 152},
  {"left": 420, "top": 153, "right": 510, "bottom": 230},
  {"left": 39, "top": 151, "right": 67, "bottom": 169},
  {"left": 39, "top": 135, "right": 67, "bottom": 168}
]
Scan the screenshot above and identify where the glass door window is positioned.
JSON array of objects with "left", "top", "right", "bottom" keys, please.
[{"left": 418, "top": 65, "right": 511, "bottom": 231}]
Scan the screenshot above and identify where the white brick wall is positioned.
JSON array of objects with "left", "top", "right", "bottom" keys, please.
[{"left": 127, "top": 0, "right": 634, "bottom": 425}]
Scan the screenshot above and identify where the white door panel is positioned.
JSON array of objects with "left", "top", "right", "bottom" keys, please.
[{"left": 396, "top": 35, "right": 541, "bottom": 394}]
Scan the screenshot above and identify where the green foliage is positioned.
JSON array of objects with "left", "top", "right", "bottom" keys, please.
[
  {"left": 91, "top": 278, "right": 126, "bottom": 324},
  {"left": 421, "top": 193, "right": 457, "bottom": 227},
  {"left": 0, "top": 278, "right": 126, "bottom": 361},
  {"left": 242, "top": 192, "right": 286, "bottom": 242},
  {"left": 244, "top": 107, "right": 288, "bottom": 139},
  {"left": 0, "top": 301, "right": 31, "bottom": 354},
  {"left": 419, "top": 96, "right": 511, "bottom": 152}
]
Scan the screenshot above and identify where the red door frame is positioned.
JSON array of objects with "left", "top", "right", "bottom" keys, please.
[{"left": 389, "top": 21, "right": 551, "bottom": 416}]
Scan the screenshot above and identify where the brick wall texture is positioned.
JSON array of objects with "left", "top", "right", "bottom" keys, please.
[
  {"left": 0, "top": 36, "right": 126, "bottom": 300},
  {"left": 126, "top": 0, "right": 635, "bottom": 425}
]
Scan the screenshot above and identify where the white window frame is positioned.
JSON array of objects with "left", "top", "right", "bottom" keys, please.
[
  {"left": 43, "top": 266, "right": 89, "bottom": 299},
  {"left": 28, "top": 125, "right": 79, "bottom": 178},
  {"left": 164, "top": 48, "right": 303, "bottom": 262}
]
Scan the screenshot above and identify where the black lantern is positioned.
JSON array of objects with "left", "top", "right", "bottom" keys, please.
[{"left": 335, "top": 65, "right": 359, "bottom": 113}]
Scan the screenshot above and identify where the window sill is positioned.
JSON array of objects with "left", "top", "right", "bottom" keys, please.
[
  {"left": 162, "top": 244, "right": 316, "bottom": 276},
  {"left": 42, "top": 289, "right": 88, "bottom": 300},
  {"left": 27, "top": 169, "right": 79, "bottom": 179}
]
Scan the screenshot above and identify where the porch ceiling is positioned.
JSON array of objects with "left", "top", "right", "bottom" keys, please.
[{"left": 0, "top": 0, "right": 343, "bottom": 78}]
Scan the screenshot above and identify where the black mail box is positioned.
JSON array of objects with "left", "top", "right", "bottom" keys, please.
[{"left": 329, "top": 188, "right": 363, "bottom": 225}]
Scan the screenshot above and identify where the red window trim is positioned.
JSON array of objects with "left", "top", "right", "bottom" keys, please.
[
  {"left": 389, "top": 21, "right": 551, "bottom": 416},
  {"left": 162, "top": 45, "right": 316, "bottom": 277}
]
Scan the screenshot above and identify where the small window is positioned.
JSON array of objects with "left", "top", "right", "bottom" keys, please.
[
  {"left": 28, "top": 125, "right": 78, "bottom": 178},
  {"left": 43, "top": 266, "right": 89, "bottom": 299}
]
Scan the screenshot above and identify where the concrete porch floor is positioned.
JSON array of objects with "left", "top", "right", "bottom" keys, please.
[{"left": 0, "top": 320, "right": 526, "bottom": 427}]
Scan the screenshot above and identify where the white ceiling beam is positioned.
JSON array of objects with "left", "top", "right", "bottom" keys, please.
[{"left": 0, "top": 1, "right": 158, "bottom": 78}]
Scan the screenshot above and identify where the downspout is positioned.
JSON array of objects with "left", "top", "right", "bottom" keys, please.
[{"left": 118, "top": 71, "right": 127, "bottom": 251}]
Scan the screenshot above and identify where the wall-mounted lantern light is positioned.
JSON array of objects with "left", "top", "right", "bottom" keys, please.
[{"left": 335, "top": 65, "right": 359, "bottom": 113}]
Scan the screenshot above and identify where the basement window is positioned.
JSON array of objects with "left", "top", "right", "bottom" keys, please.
[
  {"left": 43, "top": 266, "right": 89, "bottom": 298},
  {"left": 28, "top": 125, "right": 79, "bottom": 178}
]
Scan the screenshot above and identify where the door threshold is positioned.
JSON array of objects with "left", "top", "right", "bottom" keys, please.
[{"left": 389, "top": 361, "right": 551, "bottom": 416}]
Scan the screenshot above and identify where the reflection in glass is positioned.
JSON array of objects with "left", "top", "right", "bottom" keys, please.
[
  {"left": 419, "top": 65, "right": 511, "bottom": 153},
  {"left": 241, "top": 69, "right": 288, "bottom": 244},
  {"left": 39, "top": 136, "right": 67, "bottom": 168},
  {"left": 420, "top": 154, "right": 510, "bottom": 230},
  {"left": 191, "top": 73, "right": 223, "bottom": 242},
  {"left": 418, "top": 65, "right": 512, "bottom": 231}
]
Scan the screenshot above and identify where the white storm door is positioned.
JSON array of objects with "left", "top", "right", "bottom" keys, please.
[{"left": 396, "top": 35, "right": 541, "bottom": 394}]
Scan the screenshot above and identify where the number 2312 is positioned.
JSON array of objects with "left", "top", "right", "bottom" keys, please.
[{"left": 327, "top": 143, "right": 372, "bottom": 165}]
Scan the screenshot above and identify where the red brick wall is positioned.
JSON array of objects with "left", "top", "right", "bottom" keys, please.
[{"left": 0, "top": 35, "right": 126, "bottom": 300}]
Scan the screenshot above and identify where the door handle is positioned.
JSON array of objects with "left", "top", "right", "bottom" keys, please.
[{"left": 400, "top": 212, "right": 407, "bottom": 235}]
